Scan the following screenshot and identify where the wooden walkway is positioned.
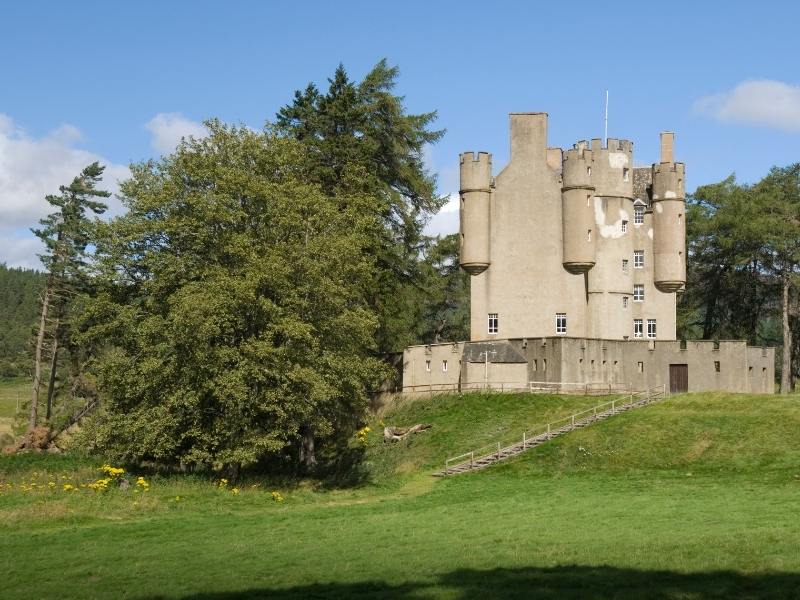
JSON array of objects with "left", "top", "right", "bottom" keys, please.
[{"left": 434, "top": 385, "right": 667, "bottom": 477}]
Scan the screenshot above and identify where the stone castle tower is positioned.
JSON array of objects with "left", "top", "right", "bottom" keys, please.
[
  {"left": 401, "top": 111, "right": 773, "bottom": 396},
  {"left": 459, "top": 113, "right": 686, "bottom": 342}
]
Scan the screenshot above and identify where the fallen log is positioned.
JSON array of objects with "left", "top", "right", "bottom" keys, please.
[{"left": 383, "top": 423, "right": 432, "bottom": 442}]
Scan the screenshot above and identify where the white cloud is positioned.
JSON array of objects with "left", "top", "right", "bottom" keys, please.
[
  {"left": 694, "top": 79, "right": 800, "bottom": 132},
  {"left": 145, "top": 112, "right": 207, "bottom": 155},
  {"left": 0, "top": 114, "right": 129, "bottom": 269},
  {"left": 0, "top": 232, "right": 43, "bottom": 270},
  {"left": 424, "top": 193, "right": 460, "bottom": 237},
  {"left": 422, "top": 144, "right": 461, "bottom": 238}
]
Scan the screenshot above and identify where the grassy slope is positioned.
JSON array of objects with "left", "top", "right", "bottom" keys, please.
[{"left": 2, "top": 392, "right": 800, "bottom": 599}]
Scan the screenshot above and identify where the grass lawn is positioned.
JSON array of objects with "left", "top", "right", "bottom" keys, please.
[
  {"left": 0, "top": 378, "right": 27, "bottom": 438},
  {"left": 2, "top": 392, "right": 800, "bottom": 599}
]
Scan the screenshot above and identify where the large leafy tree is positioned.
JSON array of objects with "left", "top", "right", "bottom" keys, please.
[
  {"left": 79, "top": 124, "right": 387, "bottom": 473},
  {"left": 276, "top": 60, "right": 446, "bottom": 352},
  {"left": 28, "top": 163, "right": 108, "bottom": 436}
]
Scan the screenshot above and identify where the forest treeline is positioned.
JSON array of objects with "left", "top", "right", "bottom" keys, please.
[
  {"left": 680, "top": 165, "right": 800, "bottom": 391},
  {"left": 2, "top": 60, "right": 797, "bottom": 474},
  {"left": 0, "top": 265, "right": 45, "bottom": 378}
]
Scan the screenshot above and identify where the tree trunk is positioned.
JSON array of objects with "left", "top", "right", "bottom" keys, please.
[
  {"left": 30, "top": 287, "right": 51, "bottom": 431},
  {"left": 702, "top": 277, "right": 720, "bottom": 340},
  {"left": 299, "top": 426, "right": 316, "bottom": 469},
  {"left": 45, "top": 322, "right": 60, "bottom": 423},
  {"left": 781, "top": 270, "right": 792, "bottom": 394}
]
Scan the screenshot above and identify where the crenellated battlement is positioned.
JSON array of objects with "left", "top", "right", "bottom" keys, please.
[
  {"left": 563, "top": 146, "right": 593, "bottom": 161},
  {"left": 588, "top": 138, "right": 633, "bottom": 154},
  {"left": 653, "top": 162, "right": 685, "bottom": 175},
  {"left": 460, "top": 151, "right": 492, "bottom": 192},
  {"left": 562, "top": 148, "right": 595, "bottom": 190},
  {"left": 460, "top": 151, "right": 492, "bottom": 164}
]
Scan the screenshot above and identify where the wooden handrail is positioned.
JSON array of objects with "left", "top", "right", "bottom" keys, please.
[{"left": 441, "top": 384, "right": 666, "bottom": 475}]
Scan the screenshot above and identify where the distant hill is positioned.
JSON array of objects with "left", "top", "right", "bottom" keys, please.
[{"left": 0, "top": 264, "right": 45, "bottom": 378}]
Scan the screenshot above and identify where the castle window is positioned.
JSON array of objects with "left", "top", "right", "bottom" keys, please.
[
  {"left": 634, "top": 250, "right": 644, "bottom": 268},
  {"left": 634, "top": 204, "right": 644, "bottom": 224},
  {"left": 623, "top": 296, "right": 628, "bottom": 308},
  {"left": 634, "top": 284, "right": 644, "bottom": 302},
  {"left": 638, "top": 361, "right": 644, "bottom": 373},
  {"left": 621, "top": 220, "right": 628, "bottom": 233},
  {"left": 634, "top": 319, "right": 643, "bottom": 338},
  {"left": 587, "top": 229, "right": 592, "bottom": 242},
  {"left": 647, "top": 319, "right": 657, "bottom": 339},
  {"left": 715, "top": 361, "right": 721, "bottom": 373},
  {"left": 488, "top": 313, "right": 499, "bottom": 334},
  {"left": 425, "top": 360, "right": 431, "bottom": 372},
  {"left": 622, "top": 259, "right": 629, "bottom": 273},
  {"left": 542, "top": 359, "right": 547, "bottom": 372},
  {"left": 533, "top": 359, "right": 537, "bottom": 371},
  {"left": 442, "top": 360, "right": 448, "bottom": 372},
  {"left": 556, "top": 313, "right": 567, "bottom": 335},
  {"left": 587, "top": 167, "right": 592, "bottom": 176},
  {"left": 623, "top": 168, "right": 630, "bottom": 182}
]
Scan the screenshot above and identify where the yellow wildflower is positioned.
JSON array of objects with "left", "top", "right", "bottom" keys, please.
[{"left": 100, "top": 465, "right": 125, "bottom": 477}]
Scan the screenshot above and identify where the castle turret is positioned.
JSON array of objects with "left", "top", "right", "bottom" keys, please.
[
  {"left": 561, "top": 143, "right": 597, "bottom": 273},
  {"left": 459, "top": 151, "right": 492, "bottom": 275},
  {"left": 581, "top": 138, "right": 635, "bottom": 338},
  {"left": 651, "top": 132, "right": 686, "bottom": 293}
]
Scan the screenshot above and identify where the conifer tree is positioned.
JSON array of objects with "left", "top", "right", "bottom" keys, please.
[
  {"left": 754, "top": 164, "right": 800, "bottom": 393},
  {"left": 28, "top": 163, "right": 108, "bottom": 436},
  {"left": 276, "top": 60, "right": 446, "bottom": 352}
]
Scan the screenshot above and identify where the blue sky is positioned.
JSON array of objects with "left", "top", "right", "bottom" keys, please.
[{"left": 2, "top": 0, "right": 799, "bottom": 268}]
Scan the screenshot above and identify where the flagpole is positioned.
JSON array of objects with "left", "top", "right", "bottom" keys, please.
[{"left": 604, "top": 90, "right": 609, "bottom": 146}]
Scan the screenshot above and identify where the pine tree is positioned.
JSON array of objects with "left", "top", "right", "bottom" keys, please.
[
  {"left": 276, "top": 60, "right": 446, "bottom": 353},
  {"left": 28, "top": 163, "right": 108, "bottom": 437},
  {"left": 754, "top": 164, "right": 800, "bottom": 393}
]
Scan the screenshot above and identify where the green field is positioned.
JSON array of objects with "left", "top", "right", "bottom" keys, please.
[
  {"left": 0, "top": 378, "right": 26, "bottom": 439},
  {"left": 2, "top": 391, "right": 800, "bottom": 599}
]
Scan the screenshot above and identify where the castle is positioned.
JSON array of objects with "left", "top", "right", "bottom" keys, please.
[{"left": 402, "top": 112, "right": 774, "bottom": 394}]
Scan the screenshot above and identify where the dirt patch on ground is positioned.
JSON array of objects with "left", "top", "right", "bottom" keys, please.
[{"left": 684, "top": 436, "right": 713, "bottom": 461}]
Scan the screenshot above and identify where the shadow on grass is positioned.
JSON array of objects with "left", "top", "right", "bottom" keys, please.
[{"left": 142, "top": 564, "right": 800, "bottom": 599}]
